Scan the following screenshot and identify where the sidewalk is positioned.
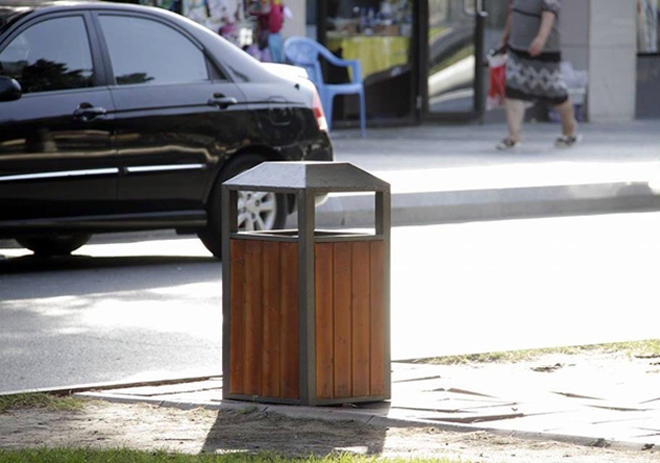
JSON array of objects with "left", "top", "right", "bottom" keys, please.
[
  {"left": 313, "top": 120, "right": 660, "bottom": 228},
  {"left": 80, "top": 120, "right": 659, "bottom": 454},
  {"left": 6, "top": 120, "right": 660, "bottom": 455},
  {"left": 79, "top": 352, "right": 660, "bottom": 451}
]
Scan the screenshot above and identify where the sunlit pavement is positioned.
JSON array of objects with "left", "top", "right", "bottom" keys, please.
[
  {"left": 3, "top": 120, "right": 660, "bottom": 450},
  {"left": 80, "top": 353, "right": 660, "bottom": 450}
]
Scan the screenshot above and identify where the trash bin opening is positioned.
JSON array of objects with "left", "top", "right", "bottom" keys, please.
[{"left": 231, "top": 229, "right": 382, "bottom": 242}]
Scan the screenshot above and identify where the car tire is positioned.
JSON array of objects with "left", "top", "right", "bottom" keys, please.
[
  {"left": 16, "top": 233, "right": 92, "bottom": 257},
  {"left": 198, "top": 154, "right": 287, "bottom": 258}
]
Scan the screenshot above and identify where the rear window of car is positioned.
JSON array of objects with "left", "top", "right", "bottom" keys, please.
[{"left": 98, "top": 14, "right": 209, "bottom": 85}]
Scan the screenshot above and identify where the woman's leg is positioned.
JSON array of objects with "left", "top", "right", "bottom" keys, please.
[
  {"left": 553, "top": 98, "right": 578, "bottom": 137},
  {"left": 504, "top": 97, "right": 526, "bottom": 142}
]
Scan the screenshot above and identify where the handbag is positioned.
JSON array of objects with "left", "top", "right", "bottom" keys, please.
[{"left": 486, "top": 48, "right": 507, "bottom": 110}]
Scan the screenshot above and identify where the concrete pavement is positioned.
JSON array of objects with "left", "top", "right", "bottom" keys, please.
[
  {"left": 312, "top": 120, "right": 660, "bottom": 228},
  {"left": 7, "top": 120, "right": 660, "bottom": 455},
  {"left": 78, "top": 120, "right": 659, "bottom": 455},
  {"left": 79, "top": 352, "right": 660, "bottom": 452}
]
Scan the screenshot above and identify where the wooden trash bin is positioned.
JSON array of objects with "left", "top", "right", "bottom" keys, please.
[{"left": 221, "top": 162, "right": 390, "bottom": 405}]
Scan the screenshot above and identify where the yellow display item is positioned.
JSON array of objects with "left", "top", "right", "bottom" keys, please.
[{"left": 326, "top": 34, "right": 410, "bottom": 79}]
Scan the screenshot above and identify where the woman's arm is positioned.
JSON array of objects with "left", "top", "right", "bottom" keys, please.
[{"left": 529, "top": 10, "right": 555, "bottom": 56}]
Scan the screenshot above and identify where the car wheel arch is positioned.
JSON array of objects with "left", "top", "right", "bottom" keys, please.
[
  {"left": 216, "top": 149, "right": 296, "bottom": 215},
  {"left": 198, "top": 150, "right": 289, "bottom": 258}
]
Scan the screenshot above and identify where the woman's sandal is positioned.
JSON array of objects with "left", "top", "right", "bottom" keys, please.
[
  {"left": 554, "top": 134, "right": 582, "bottom": 148},
  {"left": 495, "top": 137, "right": 519, "bottom": 150}
]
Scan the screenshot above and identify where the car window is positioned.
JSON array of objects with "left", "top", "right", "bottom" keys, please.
[
  {"left": 99, "top": 15, "right": 209, "bottom": 85},
  {"left": 0, "top": 15, "right": 94, "bottom": 93}
]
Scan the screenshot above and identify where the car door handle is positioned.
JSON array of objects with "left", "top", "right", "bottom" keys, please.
[
  {"left": 207, "top": 94, "right": 238, "bottom": 109},
  {"left": 73, "top": 103, "right": 107, "bottom": 122}
]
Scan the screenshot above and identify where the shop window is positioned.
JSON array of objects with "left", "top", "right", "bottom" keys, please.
[
  {"left": 323, "top": 0, "right": 413, "bottom": 82},
  {"left": 323, "top": 1, "right": 415, "bottom": 119}
]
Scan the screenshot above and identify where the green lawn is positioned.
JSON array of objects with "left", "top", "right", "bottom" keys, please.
[
  {"left": 417, "top": 339, "right": 660, "bottom": 364},
  {"left": 0, "top": 449, "right": 459, "bottom": 463}
]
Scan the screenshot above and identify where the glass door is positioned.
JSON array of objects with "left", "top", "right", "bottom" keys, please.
[{"left": 423, "top": 0, "right": 486, "bottom": 120}]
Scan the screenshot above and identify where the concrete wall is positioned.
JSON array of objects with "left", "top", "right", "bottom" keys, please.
[
  {"left": 281, "top": 0, "right": 305, "bottom": 39},
  {"left": 561, "top": 0, "right": 589, "bottom": 70},
  {"left": 562, "top": 0, "right": 637, "bottom": 122},
  {"left": 586, "top": 0, "right": 637, "bottom": 121}
]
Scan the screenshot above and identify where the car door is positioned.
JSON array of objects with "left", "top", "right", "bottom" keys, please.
[
  {"left": 0, "top": 12, "right": 116, "bottom": 222},
  {"left": 96, "top": 12, "right": 251, "bottom": 216}
]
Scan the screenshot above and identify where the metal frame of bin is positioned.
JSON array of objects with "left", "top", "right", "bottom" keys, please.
[{"left": 221, "top": 161, "right": 391, "bottom": 406}]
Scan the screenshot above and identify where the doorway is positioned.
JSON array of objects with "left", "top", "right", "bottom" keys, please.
[{"left": 420, "top": 0, "right": 488, "bottom": 122}]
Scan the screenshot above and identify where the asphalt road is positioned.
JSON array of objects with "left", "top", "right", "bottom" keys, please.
[
  {"left": 1, "top": 211, "right": 659, "bottom": 393},
  {"left": 0, "top": 235, "right": 221, "bottom": 393}
]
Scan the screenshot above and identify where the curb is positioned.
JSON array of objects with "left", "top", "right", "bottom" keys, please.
[{"left": 313, "top": 181, "right": 660, "bottom": 228}]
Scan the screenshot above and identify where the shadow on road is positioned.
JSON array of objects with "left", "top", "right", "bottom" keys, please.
[
  {"left": 0, "top": 251, "right": 221, "bottom": 301},
  {"left": 0, "top": 253, "right": 216, "bottom": 274}
]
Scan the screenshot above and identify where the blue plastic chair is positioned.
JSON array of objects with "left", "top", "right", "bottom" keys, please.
[{"left": 283, "top": 36, "right": 366, "bottom": 137}]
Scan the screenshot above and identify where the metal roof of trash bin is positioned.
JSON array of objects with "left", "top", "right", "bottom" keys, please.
[{"left": 222, "top": 161, "right": 390, "bottom": 193}]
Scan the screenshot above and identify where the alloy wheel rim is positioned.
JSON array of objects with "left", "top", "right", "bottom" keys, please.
[{"left": 237, "top": 190, "right": 277, "bottom": 231}]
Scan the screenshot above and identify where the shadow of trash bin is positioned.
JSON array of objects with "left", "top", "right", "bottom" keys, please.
[{"left": 221, "top": 161, "right": 391, "bottom": 406}]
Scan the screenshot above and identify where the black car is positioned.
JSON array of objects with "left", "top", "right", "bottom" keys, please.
[{"left": 0, "top": 0, "right": 332, "bottom": 257}]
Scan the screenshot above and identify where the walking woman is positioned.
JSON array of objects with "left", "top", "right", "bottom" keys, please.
[{"left": 496, "top": 0, "right": 580, "bottom": 150}]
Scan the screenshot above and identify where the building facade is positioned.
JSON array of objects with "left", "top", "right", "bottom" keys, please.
[
  {"left": 294, "top": 0, "right": 658, "bottom": 125},
  {"left": 167, "top": 0, "right": 659, "bottom": 124}
]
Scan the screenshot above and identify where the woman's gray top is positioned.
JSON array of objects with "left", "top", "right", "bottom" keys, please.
[{"left": 508, "top": 0, "right": 561, "bottom": 53}]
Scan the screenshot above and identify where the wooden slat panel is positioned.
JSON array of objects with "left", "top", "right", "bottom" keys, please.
[
  {"left": 369, "top": 240, "right": 386, "bottom": 395},
  {"left": 314, "top": 242, "right": 335, "bottom": 399},
  {"left": 333, "top": 242, "right": 353, "bottom": 398},
  {"left": 351, "top": 241, "right": 371, "bottom": 397},
  {"left": 261, "top": 241, "right": 281, "bottom": 398},
  {"left": 279, "top": 242, "right": 300, "bottom": 399},
  {"left": 243, "top": 240, "right": 264, "bottom": 396},
  {"left": 229, "top": 239, "right": 246, "bottom": 394},
  {"left": 231, "top": 236, "right": 386, "bottom": 402}
]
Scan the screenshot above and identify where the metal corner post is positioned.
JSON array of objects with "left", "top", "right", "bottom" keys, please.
[
  {"left": 297, "top": 188, "right": 317, "bottom": 405},
  {"left": 378, "top": 189, "right": 392, "bottom": 397},
  {"left": 221, "top": 187, "right": 237, "bottom": 394}
]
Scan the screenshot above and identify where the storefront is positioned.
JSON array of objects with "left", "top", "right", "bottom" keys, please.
[
  {"left": 305, "top": 1, "right": 510, "bottom": 128},
  {"left": 310, "top": 1, "right": 660, "bottom": 127},
  {"left": 140, "top": 0, "right": 659, "bottom": 124}
]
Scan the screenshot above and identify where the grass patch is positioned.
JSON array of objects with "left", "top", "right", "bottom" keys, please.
[
  {"left": 416, "top": 339, "right": 660, "bottom": 365},
  {"left": 0, "top": 449, "right": 462, "bottom": 463},
  {"left": 0, "top": 392, "right": 83, "bottom": 414}
]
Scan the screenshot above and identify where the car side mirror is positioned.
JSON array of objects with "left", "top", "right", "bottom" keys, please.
[{"left": 0, "top": 76, "right": 22, "bottom": 102}]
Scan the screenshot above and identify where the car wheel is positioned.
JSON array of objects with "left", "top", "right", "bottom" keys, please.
[
  {"left": 199, "top": 154, "right": 287, "bottom": 258},
  {"left": 16, "top": 233, "right": 92, "bottom": 257}
]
